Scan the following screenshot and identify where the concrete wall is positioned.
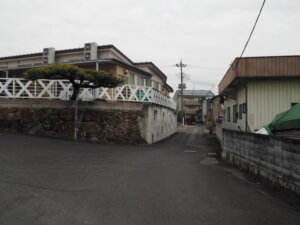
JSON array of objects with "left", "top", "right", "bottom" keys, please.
[
  {"left": 215, "top": 122, "right": 223, "bottom": 144},
  {"left": 140, "top": 104, "right": 177, "bottom": 144},
  {"left": 222, "top": 129, "right": 300, "bottom": 196},
  {"left": 0, "top": 99, "right": 176, "bottom": 145}
]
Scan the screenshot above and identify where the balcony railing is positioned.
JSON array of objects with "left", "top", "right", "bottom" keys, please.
[
  {"left": 0, "top": 78, "right": 176, "bottom": 110},
  {"left": 183, "top": 100, "right": 201, "bottom": 106},
  {"left": 184, "top": 109, "right": 198, "bottom": 114}
]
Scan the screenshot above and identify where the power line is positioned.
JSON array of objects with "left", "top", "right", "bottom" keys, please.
[
  {"left": 235, "top": 0, "right": 266, "bottom": 70},
  {"left": 161, "top": 64, "right": 226, "bottom": 71},
  {"left": 187, "top": 65, "right": 226, "bottom": 70},
  {"left": 186, "top": 80, "right": 215, "bottom": 86},
  {"left": 186, "top": 80, "right": 215, "bottom": 91}
]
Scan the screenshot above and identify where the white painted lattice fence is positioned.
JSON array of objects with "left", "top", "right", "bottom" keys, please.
[{"left": 0, "top": 78, "right": 176, "bottom": 110}]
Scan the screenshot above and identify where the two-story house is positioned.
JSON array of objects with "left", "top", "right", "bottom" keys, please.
[
  {"left": 0, "top": 42, "right": 173, "bottom": 95},
  {"left": 173, "top": 89, "right": 214, "bottom": 123}
]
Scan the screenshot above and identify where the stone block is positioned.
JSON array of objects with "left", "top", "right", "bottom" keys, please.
[{"left": 0, "top": 99, "right": 176, "bottom": 145}]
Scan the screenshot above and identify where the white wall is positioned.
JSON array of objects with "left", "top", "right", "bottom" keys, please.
[
  {"left": 222, "top": 86, "right": 246, "bottom": 131},
  {"left": 139, "top": 105, "right": 177, "bottom": 144}
]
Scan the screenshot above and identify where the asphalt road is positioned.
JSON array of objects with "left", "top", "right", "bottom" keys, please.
[{"left": 0, "top": 126, "right": 299, "bottom": 225}]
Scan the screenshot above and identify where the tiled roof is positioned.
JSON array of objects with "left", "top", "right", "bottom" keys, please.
[
  {"left": 0, "top": 45, "right": 131, "bottom": 62},
  {"left": 176, "top": 90, "right": 214, "bottom": 97}
]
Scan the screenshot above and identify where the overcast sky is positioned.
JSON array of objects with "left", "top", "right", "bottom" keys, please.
[{"left": 0, "top": 0, "right": 299, "bottom": 94}]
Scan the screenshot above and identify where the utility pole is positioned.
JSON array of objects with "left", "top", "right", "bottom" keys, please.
[{"left": 176, "top": 59, "right": 187, "bottom": 126}]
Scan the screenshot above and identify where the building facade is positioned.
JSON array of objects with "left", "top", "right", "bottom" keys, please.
[
  {"left": 219, "top": 55, "right": 300, "bottom": 132},
  {"left": 173, "top": 90, "right": 214, "bottom": 123},
  {"left": 0, "top": 42, "right": 173, "bottom": 95}
]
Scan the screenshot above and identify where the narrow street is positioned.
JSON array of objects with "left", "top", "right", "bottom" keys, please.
[{"left": 0, "top": 126, "right": 299, "bottom": 225}]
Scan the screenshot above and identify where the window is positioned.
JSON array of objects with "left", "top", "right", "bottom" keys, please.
[
  {"left": 158, "top": 83, "right": 162, "bottom": 92},
  {"left": 233, "top": 105, "right": 237, "bottom": 122},
  {"left": 146, "top": 79, "right": 151, "bottom": 87},
  {"left": 138, "top": 76, "right": 144, "bottom": 86},
  {"left": 227, "top": 107, "right": 230, "bottom": 121},
  {"left": 239, "top": 104, "right": 243, "bottom": 119},
  {"left": 152, "top": 81, "right": 159, "bottom": 90},
  {"left": 242, "top": 103, "right": 247, "bottom": 113},
  {"left": 117, "top": 74, "right": 128, "bottom": 83},
  {"left": 129, "top": 73, "right": 135, "bottom": 85}
]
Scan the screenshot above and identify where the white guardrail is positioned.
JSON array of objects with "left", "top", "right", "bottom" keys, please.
[{"left": 0, "top": 78, "right": 176, "bottom": 110}]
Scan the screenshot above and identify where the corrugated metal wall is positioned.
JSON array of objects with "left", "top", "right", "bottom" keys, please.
[{"left": 248, "top": 78, "right": 300, "bottom": 131}]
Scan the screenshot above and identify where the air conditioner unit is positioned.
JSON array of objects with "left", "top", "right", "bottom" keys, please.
[
  {"left": 85, "top": 43, "right": 91, "bottom": 51},
  {"left": 42, "top": 47, "right": 55, "bottom": 64},
  {"left": 85, "top": 52, "right": 91, "bottom": 60},
  {"left": 84, "top": 42, "right": 97, "bottom": 60},
  {"left": 43, "top": 48, "right": 49, "bottom": 55}
]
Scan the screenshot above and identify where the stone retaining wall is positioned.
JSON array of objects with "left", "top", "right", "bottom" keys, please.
[
  {"left": 0, "top": 99, "right": 177, "bottom": 144},
  {"left": 222, "top": 129, "right": 300, "bottom": 196}
]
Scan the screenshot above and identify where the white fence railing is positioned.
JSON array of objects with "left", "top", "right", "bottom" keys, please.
[{"left": 0, "top": 78, "right": 176, "bottom": 110}]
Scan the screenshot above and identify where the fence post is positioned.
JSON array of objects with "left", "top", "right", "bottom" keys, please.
[
  {"left": 150, "top": 88, "right": 154, "bottom": 103},
  {"left": 55, "top": 81, "right": 57, "bottom": 98},
  {"left": 12, "top": 79, "right": 15, "bottom": 99},
  {"left": 34, "top": 81, "right": 37, "bottom": 98}
]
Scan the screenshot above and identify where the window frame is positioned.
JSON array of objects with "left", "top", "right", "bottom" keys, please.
[
  {"left": 239, "top": 104, "right": 243, "bottom": 119},
  {"left": 137, "top": 76, "right": 144, "bottom": 86},
  {"left": 233, "top": 104, "right": 237, "bottom": 122},
  {"left": 129, "top": 73, "right": 135, "bottom": 85},
  {"left": 117, "top": 74, "right": 129, "bottom": 83},
  {"left": 227, "top": 106, "right": 231, "bottom": 122},
  {"left": 242, "top": 103, "right": 247, "bottom": 113},
  {"left": 146, "top": 79, "right": 152, "bottom": 87}
]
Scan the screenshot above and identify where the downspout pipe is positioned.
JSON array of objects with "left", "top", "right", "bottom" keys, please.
[{"left": 241, "top": 83, "right": 248, "bottom": 132}]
